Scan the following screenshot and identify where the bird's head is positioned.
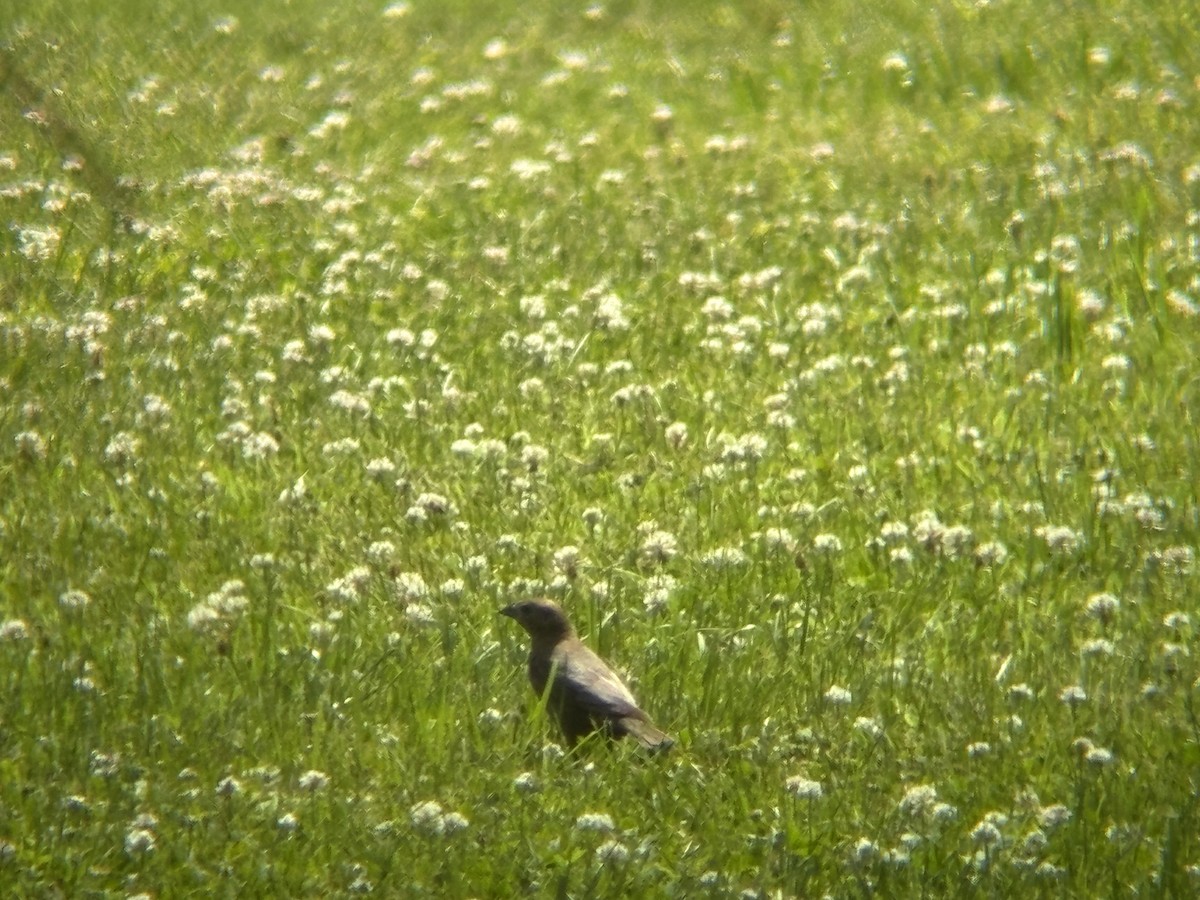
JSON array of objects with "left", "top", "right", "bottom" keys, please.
[{"left": 500, "top": 598, "right": 574, "bottom": 641}]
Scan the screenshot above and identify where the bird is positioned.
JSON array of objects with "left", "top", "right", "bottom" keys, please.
[{"left": 500, "top": 599, "right": 673, "bottom": 751}]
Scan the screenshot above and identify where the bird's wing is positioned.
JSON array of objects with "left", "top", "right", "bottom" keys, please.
[{"left": 553, "top": 643, "right": 643, "bottom": 719}]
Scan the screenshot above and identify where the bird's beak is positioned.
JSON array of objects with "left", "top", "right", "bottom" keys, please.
[{"left": 499, "top": 604, "right": 517, "bottom": 619}]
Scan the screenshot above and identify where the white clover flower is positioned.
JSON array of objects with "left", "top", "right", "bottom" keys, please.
[
  {"left": 308, "top": 323, "right": 336, "bottom": 345},
  {"left": 325, "top": 571, "right": 365, "bottom": 605},
  {"left": 415, "top": 493, "right": 455, "bottom": 516},
  {"left": 321, "top": 437, "right": 360, "bottom": 458},
  {"left": 700, "top": 546, "right": 748, "bottom": 568},
  {"left": 410, "top": 800, "right": 445, "bottom": 835},
  {"left": 216, "top": 776, "right": 241, "bottom": 797},
  {"left": 974, "top": 541, "right": 1008, "bottom": 567},
  {"left": 1099, "top": 355, "right": 1128, "bottom": 374},
  {"left": 88, "top": 753, "right": 120, "bottom": 782},
  {"left": 366, "top": 541, "right": 395, "bottom": 566},
  {"left": 1081, "top": 638, "right": 1114, "bottom": 657},
  {"left": 642, "top": 573, "right": 678, "bottom": 615},
  {"left": 278, "top": 475, "right": 308, "bottom": 505},
  {"left": 970, "top": 821, "right": 1003, "bottom": 846},
  {"left": 385, "top": 327, "right": 417, "bottom": 349},
  {"left": 16, "top": 224, "right": 64, "bottom": 261},
  {"left": 850, "top": 838, "right": 878, "bottom": 864},
  {"left": 480, "top": 243, "right": 508, "bottom": 264},
  {"left": 365, "top": 458, "right": 397, "bottom": 481},
  {"left": 898, "top": 784, "right": 938, "bottom": 817},
  {"left": 1036, "top": 524, "right": 1082, "bottom": 554},
  {"left": 941, "top": 525, "right": 974, "bottom": 557},
  {"left": 394, "top": 572, "right": 429, "bottom": 602},
  {"left": 854, "top": 716, "right": 883, "bottom": 739},
  {"left": 1085, "top": 592, "right": 1120, "bottom": 623},
  {"left": 209, "top": 581, "right": 248, "bottom": 615},
  {"left": 574, "top": 812, "right": 615, "bottom": 832},
  {"left": 553, "top": 546, "right": 582, "bottom": 577},
  {"left": 124, "top": 828, "right": 156, "bottom": 854},
  {"left": 298, "top": 770, "right": 329, "bottom": 791},
  {"left": 404, "top": 603, "right": 435, "bottom": 626},
  {"left": 1036, "top": 861, "right": 1067, "bottom": 880},
  {"left": 639, "top": 530, "right": 678, "bottom": 567},
  {"left": 595, "top": 840, "right": 630, "bottom": 863},
  {"left": 14, "top": 430, "right": 47, "bottom": 460},
  {"left": 883, "top": 520, "right": 907, "bottom": 549},
  {"left": 104, "top": 432, "right": 140, "bottom": 466},
  {"left": 1038, "top": 804, "right": 1072, "bottom": 829},
  {"left": 823, "top": 685, "right": 852, "bottom": 705},
  {"left": 785, "top": 777, "right": 823, "bottom": 800},
  {"left": 1163, "top": 611, "right": 1191, "bottom": 630},
  {"left": 186, "top": 603, "right": 222, "bottom": 632},
  {"left": 281, "top": 339, "right": 309, "bottom": 363},
  {"left": 520, "top": 445, "right": 549, "bottom": 471},
  {"left": 1166, "top": 289, "right": 1199, "bottom": 318},
  {"left": 242, "top": 431, "right": 281, "bottom": 459},
  {"left": 491, "top": 113, "right": 521, "bottom": 135},
  {"left": 1152, "top": 546, "right": 1194, "bottom": 575},
  {"left": 1059, "top": 685, "right": 1088, "bottom": 707},
  {"left": 717, "top": 432, "right": 768, "bottom": 463},
  {"left": 277, "top": 812, "right": 299, "bottom": 831},
  {"left": 912, "top": 511, "right": 945, "bottom": 551},
  {"left": 664, "top": 421, "right": 689, "bottom": 449},
  {"left": 762, "top": 528, "right": 796, "bottom": 552},
  {"left": 513, "top": 771, "right": 540, "bottom": 794},
  {"left": 702, "top": 295, "right": 734, "bottom": 320},
  {"left": 932, "top": 802, "right": 958, "bottom": 823},
  {"left": 329, "top": 389, "right": 371, "bottom": 415},
  {"left": 1021, "top": 829, "right": 1048, "bottom": 856},
  {"left": 59, "top": 589, "right": 92, "bottom": 610},
  {"left": 518, "top": 377, "right": 545, "bottom": 399},
  {"left": 1133, "top": 506, "right": 1165, "bottom": 530},
  {"left": 1008, "top": 683, "right": 1035, "bottom": 702},
  {"left": 0, "top": 619, "right": 30, "bottom": 641},
  {"left": 812, "top": 533, "right": 843, "bottom": 555},
  {"left": 309, "top": 621, "right": 335, "bottom": 645}
]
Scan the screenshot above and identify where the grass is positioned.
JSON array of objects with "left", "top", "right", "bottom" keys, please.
[{"left": 2, "top": 0, "right": 1199, "bottom": 895}]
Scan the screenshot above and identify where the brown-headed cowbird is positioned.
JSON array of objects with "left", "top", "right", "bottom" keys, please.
[{"left": 500, "top": 599, "right": 673, "bottom": 751}]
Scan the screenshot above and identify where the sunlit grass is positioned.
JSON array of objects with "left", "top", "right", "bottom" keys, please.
[{"left": 2, "top": 0, "right": 1199, "bottom": 895}]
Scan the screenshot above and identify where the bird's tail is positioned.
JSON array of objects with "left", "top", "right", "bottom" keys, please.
[{"left": 618, "top": 717, "right": 674, "bottom": 752}]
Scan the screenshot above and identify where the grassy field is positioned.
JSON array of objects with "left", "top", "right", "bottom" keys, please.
[{"left": 2, "top": 0, "right": 1199, "bottom": 895}]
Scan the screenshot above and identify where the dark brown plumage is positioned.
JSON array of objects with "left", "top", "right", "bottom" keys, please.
[{"left": 500, "top": 599, "right": 673, "bottom": 751}]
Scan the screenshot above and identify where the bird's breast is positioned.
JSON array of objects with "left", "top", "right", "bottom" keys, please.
[{"left": 527, "top": 649, "right": 552, "bottom": 695}]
